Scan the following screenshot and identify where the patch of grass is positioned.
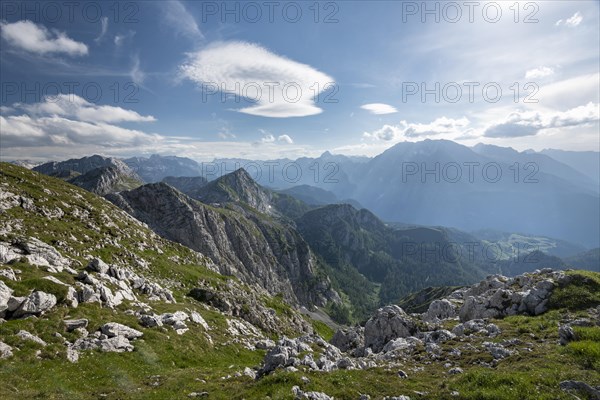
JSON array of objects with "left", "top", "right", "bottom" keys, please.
[
  {"left": 548, "top": 270, "right": 600, "bottom": 311},
  {"left": 263, "top": 293, "right": 293, "bottom": 317},
  {"left": 573, "top": 326, "right": 600, "bottom": 342},
  {"left": 565, "top": 340, "right": 600, "bottom": 370},
  {"left": 311, "top": 320, "right": 335, "bottom": 341}
]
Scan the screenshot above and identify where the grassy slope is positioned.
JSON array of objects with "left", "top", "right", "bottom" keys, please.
[{"left": 1, "top": 163, "right": 599, "bottom": 399}]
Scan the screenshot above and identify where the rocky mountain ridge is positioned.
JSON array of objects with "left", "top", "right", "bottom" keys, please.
[{"left": 106, "top": 181, "right": 337, "bottom": 307}]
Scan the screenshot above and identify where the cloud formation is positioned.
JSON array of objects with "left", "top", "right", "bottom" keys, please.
[
  {"left": 556, "top": 11, "right": 583, "bottom": 27},
  {"left": 363, "top": 117, "right": 470, "bottom": 141},
  {"left": 1, "top": 95, "right": 160, "bottom": 149},
  {"left": 94, "top": 17, "right": 109, "bottom": 43},
  {"left": 360, "top": 103, "right": 398, "bottom": 115},
  {"left": 17, "top": 94, "right": 155, "bottom": 123},
  {"left": 161, "top": 0, "right": 203, "bottom": 39},
  {"left": 180, "top": 41, "right": 334, "bottom": 118},
  {"left": 525, "top": 66, "right": 554, "bottom": 79},
  {"left": 0, "top": 20, "right": 88, "bottom": 56},
  {"left": 484, "top": 102, "right": 599, "bottom": 138}
]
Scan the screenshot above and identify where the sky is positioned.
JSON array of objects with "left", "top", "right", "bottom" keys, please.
[{"left": 0, "top": 0, "right": 599, "bottom": 162}]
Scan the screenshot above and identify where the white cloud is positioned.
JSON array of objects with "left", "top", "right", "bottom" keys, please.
[
  {"left": 130, "top": 54, "right": 146, "bottom": 84},
  {"left": 360, "top": 103, "right": 398, "bottom": 115},
  {"left": 484, "top": 102, "right": 599, "bottom": 138},
  {"left": 363, "top": 117, "right": 471, "bottom": 142},
  {"left": 525, "top": 66, "right": 554, "bottom": 79},
  {"left": 114, "top": 30, "right": 135, "bottom": 47},
  {"left": 556, "top": 11, "right": 583, "bottom": 27},
  {"left": 278, "top": 134, "right": 294, "bottom": 144},
  {"left": 180, "top": 41, "right": 335, "bottom": 118},
  {"left": 218, "top": 127, "right": 236, "bottom": 139},
  {"left": 260, "top": 134, "right": 275, "bottom": 143},
  {"left": 17, "top": 94, "right": 155, "bottom": 123},
  {"left": 0, "top": 114, "right": 162, "bottom": 148},
  {"left": 161, "top": 0, "right": 203, "bottom": 39},
  {"left": 94, "top": 17, "right": 108, "bottom": 43},
  {"left": 0, "top": 20, "right": 88, "bottom": 56}
]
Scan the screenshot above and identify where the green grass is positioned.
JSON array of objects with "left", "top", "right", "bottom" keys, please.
[
  {"left": 311, "top": 320, "right": 335, "bottom": 341},
  {"left": 548, "top": 270, "right": 600, "bottom": 311},
  {"left": 2, "top": 163, "right": 600, "bottom": 399}
]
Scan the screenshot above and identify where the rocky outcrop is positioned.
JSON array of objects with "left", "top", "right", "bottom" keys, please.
[
  {"left": 0, "top": 237, "right": 73, "bottom": 273},
  {"left": 456, "top": 270, "right": 562, "bottom": 322},
  {"left": 423, "top": 299, "right": 458, "bottom": 323},
  {"left": 292, "top": 386, "right": 333, "bottom": 400},
  {"left": 12, "top": 291, "right": 57, "bottom": 318},
  {"left": 188, "top": 279, "right": 311, "bottom": 334},
  {"left": 330, "top": 326, "right": 364, "bottom": 353},
  {"left": 75, "top": 257, "right": 175, "bottom": 308},
  {"left": 71, "top": 322, "right": 143, "bottom": 354},
  {"left": 363, "top": 306, "right": 417, "bottom": 353}
]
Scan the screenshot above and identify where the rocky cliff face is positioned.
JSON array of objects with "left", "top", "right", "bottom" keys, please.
[
  {"left": 68, "top": 165, "right": 143, "bottom": 195},
  {"left": 107, "top": 182, "right": 338, "bottom": 307}
]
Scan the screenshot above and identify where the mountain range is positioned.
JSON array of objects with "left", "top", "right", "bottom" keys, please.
[
  {"left": 19, "top": 147, "right": 599, "bottom": 323},
  {"left": 1, "top": 161, "right": 599, "bottom": 399}
]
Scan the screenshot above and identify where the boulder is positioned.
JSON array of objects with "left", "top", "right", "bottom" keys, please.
[
  {"left": 64, "top": 319, "right": 89, "bottom": 332},
  {"left": 100, "top": 322, "right": 143, "bottom": 339},
  {"left": 423, "top": 329, "right": 456, "bottom": 344},
  {"left": 87, "top": 258, "right": 109, "bottom": 274},
  {"left": 190, "top": 311, "right": 210, "bottom": 330},
  {"left": 17, "top": 330, "right": 47, "bottom": 346},
  {"left": 559, "top": 380, "right": 600, "bottom": 400},
  {"left": 382, "top": 337, "right": 420, "bottom": 354},
  {"left": 559, "top": 325, "right": 577, "bottom": 346},
  {"left": 292, "top": 386, "right": 333, "bottom": 400},
  {"left": 13, "top": 291, "right": 57, "bottom": 318},
  {"left": 423, "top": 299, "right": 457, "bottom": 322},
  {"left": 0, "top": 280, "right": 13, "bottom": 316},
  {"left": 364, "top": 305, "right": 417, "bottom": 353},
  {"left": 0, "top": 341, "right": 13, "bottom": 359}
]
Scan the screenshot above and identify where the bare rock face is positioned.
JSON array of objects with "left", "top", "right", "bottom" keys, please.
[
  {"left": 364, "top": 305, "right": 417, "bottom": 353},
  {"left": 330, "top": 327, "right": 364, "bottom": 353},
  {"left": 107, "top": 182, "right": 338, "bottom": 307}
]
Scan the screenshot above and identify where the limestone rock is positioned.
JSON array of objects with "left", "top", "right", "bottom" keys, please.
[
  {"left": 330, "top": 326, "right": 364, "bottom": 353},
  {"left": 0, "top": 341, "right": 13, "bottom": 359},
  {"left": 364, "top": 305, "right": 417, "bottom": 353},
  {"left": 64, "top": 319, "right": 89, "bottom": 332},
  {"left": 13, "top": 291, "right": 57, "bottom": 318},
  {"left": 100, "top": 322, "right": 143, "bottom": 339},
  {"left": 423, "top": 299, "right": 457, "bottom": 323},
  {"left": 17, "top": 330, "right": 47, "bottom": 346}
]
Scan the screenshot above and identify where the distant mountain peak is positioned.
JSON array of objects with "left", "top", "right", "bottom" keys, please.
[{"left": 195, "top": 168, "right": 273, "bottom": 213}]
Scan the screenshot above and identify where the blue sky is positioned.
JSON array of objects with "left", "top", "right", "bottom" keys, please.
[{"left": 1, "top": 0, "right": 598, "bottom": 161}]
